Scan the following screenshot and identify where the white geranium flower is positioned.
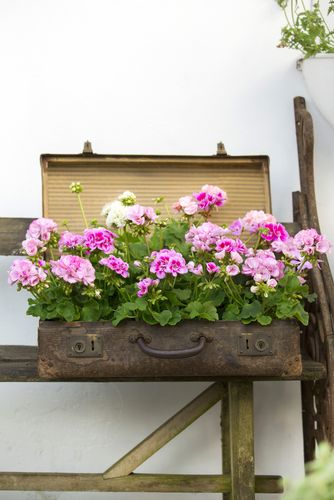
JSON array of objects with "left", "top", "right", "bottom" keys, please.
[
  {"left": 118, "top": 191, "right": 137, "bottom": 206},
  {"left": 101, "top": 200, "right": 129, "bottom": 228}
]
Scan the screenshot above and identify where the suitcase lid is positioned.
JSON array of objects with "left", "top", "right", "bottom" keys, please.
[{"left": 41, "top": 142, "right": 271, "bottom": 232}]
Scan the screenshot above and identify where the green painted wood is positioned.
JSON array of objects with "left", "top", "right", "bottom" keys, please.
[
  {"left": 0, "top": 472, "right": 283, "bottom": 493},
  {"left": 221, "top": 383, "right": 231, "bottom": 500},
  {"left": 229, "top": 381, "right": 255, "bottom": 500},
  {"left": 104, "top": 382, "right": 224, "bottom": 478}
]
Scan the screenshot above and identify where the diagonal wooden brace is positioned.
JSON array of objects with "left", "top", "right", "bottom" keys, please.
[{"left": 103, "top": 382, "right": 224, "bottom": 479}]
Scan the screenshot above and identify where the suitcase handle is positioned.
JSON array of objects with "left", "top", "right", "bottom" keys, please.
[{"left": 135, "top": 335, "right": 207, "bottom": 359}]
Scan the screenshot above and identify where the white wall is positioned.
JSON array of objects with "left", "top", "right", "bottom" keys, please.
[{"left": 0, "top": 1, "right": 334, "bottom": 499}]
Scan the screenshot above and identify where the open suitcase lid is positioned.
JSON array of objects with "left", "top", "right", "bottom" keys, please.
[{"left": 41, "top": 142, "right": 271, "bottom": 232}]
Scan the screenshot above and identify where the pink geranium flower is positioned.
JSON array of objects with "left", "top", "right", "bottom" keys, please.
[
  {"left": 84, "top": 228, "right": 117, "bottom": 254},
  {"left": 194, "top": 185, "right": 227, "bottom": 211},
  {"left": 136, "top": 278, "right": 160, "bottom": 297},
  {"left": 187, "top": 261, "right": 203, "bottom": 275},
  {"left": 185, "top": 222, "right": 228, "bottom": 252},
  {"left": 150, "top": 249, "right": 188, "bottom": 279},
  {"left": 26, "top": 218, "right": 57, "bottom": 242},
  {"left": 22, "top": 238, "right": 44, "bottom": 256},
  {"left": 127, "top": 204, "right": 157, "bottom": 225},
  {"left": 226, "top": 264, "right": 240, "bottom": 276},
  {"left": 241, "top": 210, "right": 276, "bottom": 234},
  {"left": 51, "top": 255, "right": 95, "bottom": 285},
  {"left": 59, "top": 231, "right": 85, "bottom": 251},
  {"left": 242, "top": 249, "right": 284, "bottom": 283},
  {"left": 260, "top": 223, "right": 289, "bottom": 242},
  {"left": 8, "top": 259, "right": 47, "bottom": 287},
  {"left": 99, "top": 255, "right": 129, "bottom": 278},
  {"left": 206, "top": 262, "right": 220, "bottom": 274}
]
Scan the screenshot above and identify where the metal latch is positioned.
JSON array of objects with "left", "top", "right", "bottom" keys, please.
[
  {"left": 66, "top": 334, "right": 103, "bottom": 358},
  {"left": 238, "top": 333, "right": 273, "bottom": 356}
]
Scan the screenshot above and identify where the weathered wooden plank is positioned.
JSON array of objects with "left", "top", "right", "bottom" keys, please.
[
  {"left": 103, "top": 382, "right": 224, "bottom": 478},
  {"left": 0, "top": 346, "right": 326, "bottom": 382},
  {"left": 282, "top": 221, "right": 301, "bottom": 235},
  {"left": 0, "top": 218, "right": 33, "bottom": 255},
  {"left": 229, "top": 381, "right": 255, "bottom": 500},
  {"left": 0, "top": 472, "right": 282, "bottom": 493},
  {"left": 221, "top": 383, "right": 231, "bottom": 500}
]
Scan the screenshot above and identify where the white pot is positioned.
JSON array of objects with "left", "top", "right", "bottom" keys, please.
[{"left": 299, "top": 54, "right": 334, "bottom": 128}]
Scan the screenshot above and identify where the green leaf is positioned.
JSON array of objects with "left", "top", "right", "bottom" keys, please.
[
  {"left": 185, "top": 301, "right": 218, "bottom": 321},
  {"left": 141, "top": 311, "right": 158, "bottom": 325},
  {"left": 81, "top": 301, "right": 100, "bottom": 322},
  {"left": 135, "top": 297, "right": 148, "bottom": 311},
  {"left": 222, "top": 303, "right": 240, "bottom": 321},
  {"left": 292, "top": 304, "right": 309, "bottom": 326},
  {"left": 257, "top": 315, "right": 272, "bottom": 326},
  {"left": 240, "top": 301, "right": 262, "bottom": 319},
  {"left": 112, "top": 306, "right": 131, "bottom": 326},
  {"left": 152, "top": 310, "right": 173, "bottom": 326},
  {"left": 168, "top": 310, "right": 182, "bottom": 325},
  {"left": 56, "top": 301, "right": 77, "bottom": 322},
  {"left": 128, "top": 242, "right": 148, "bottom": 259},
  {"left": 173, "top": 288, "right": 191, "bottom": 301}
]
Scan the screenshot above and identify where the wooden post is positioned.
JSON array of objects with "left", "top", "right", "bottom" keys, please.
[
  {"left": 221, "top": 383, "right": 231, "bottom": 500},
  {"left": 228, "top": 381, "right": 255, "bottom": 500}
]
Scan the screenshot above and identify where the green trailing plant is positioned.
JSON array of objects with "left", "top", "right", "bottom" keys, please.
[
  {"left": 276, "top": 0, "right": 334, "bottom": 57},
  {"left": 284, "top": 442, "right": 334, "bottom": 499}
]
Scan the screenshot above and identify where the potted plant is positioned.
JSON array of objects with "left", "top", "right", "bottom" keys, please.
[
  {"left": 276, "top": 0, "right": 334, "bottom": 127},
  {"left": 283, "top": 442, "right": 334, "bottom": 499},
  {"left": 7, "top": 182, "right": 331, "bottom": 379}
]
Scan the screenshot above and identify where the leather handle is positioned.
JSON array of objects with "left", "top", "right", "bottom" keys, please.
[{"left": 135, "top": 336, "right": 207, "bottom": 359}]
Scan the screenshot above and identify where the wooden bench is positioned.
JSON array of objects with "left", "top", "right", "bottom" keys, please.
[{"left": 0, "top": 96, "right": 331, "bottom": 499}]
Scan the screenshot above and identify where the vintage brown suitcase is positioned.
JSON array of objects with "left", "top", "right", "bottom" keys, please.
[
  {"left": 37, "top": 146, "right": 302, "bottom": 380},
  {"left": 37, "top": 320, "right": 302, "bottom": 379}
]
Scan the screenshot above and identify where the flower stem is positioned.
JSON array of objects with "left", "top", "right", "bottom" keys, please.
[{"left": 77, "top": 193, "right": 88, "bottom": 229}]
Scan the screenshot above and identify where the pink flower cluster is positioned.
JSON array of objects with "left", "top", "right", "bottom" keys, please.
[
  {"left": 194, "top": 184, "right": 227, "bottom": 211},
  {"left": 271, "top": 228, "right": 331, "bottom": 269},
  {"left": 8, "top": 259, "right": 46, "bottom": 287},
  {"left": 242, "top": 250, "right": 284, "bottom": 284},
  {"left": 215, "top": 237, "right": 248, "bottom": 263},
  {"left": 136, "top": 278, "right": 160, "bottom": 297},
  {"left": 26, "top": 218, "right": 57, "bottom": 241},
  {"left": 150, "top": 249, "right": 188, "bottom": 279},
  {"left": 22, "top": 238, "right": 44, "bottom": 256},
  {"left": 126, "top": 205, "right": 157, "bottom": 226},
  {"left": 293, "top": 229, "right": 331, "bottom": 255},
  {"left": 84, "top": 227, "right": 117, "bottom": 253},
  {"left": 173, "top": 185, "right": 227, "bottom": 216},
  {"left": 21, "top": 218, "right": 58, "bottom": 256},
  {"left": 50, "top": 255, "right": 95, "bottom": 285},
  {"left": 230, "top": 211, "right": 277, "bottom": 235},
  {"left": 99, "top": 255, "right": 129, "bottom": 278},
  {"left": 260, "top": 223, "right": 289, "bottom": 242},
  {"left": 58, "top": 231, "right": 85, "bottom": 251},
  {"left": 187, "top": 261, "right": 203, "bottom": 275},
  {"left": 185, "top": 222, "right": 228, "bottom": 252}
]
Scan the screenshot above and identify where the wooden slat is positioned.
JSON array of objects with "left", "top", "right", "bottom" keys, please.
[
  {"left": 229, "top": 381, "right": 255, "bottom": 499},
  {"left": 0, "top": 218, "right": 33, "bottom": 255},
  {"left": 0, "top": 346, "right": 326, "bottom": 382},
  {"left": 221, "top": 383, "right": 231, "bottom": 500},
  {"left": 103, "top": 382, "right": 224, "bottom": 478},
  {"left": 0, "top": 472, "right": 282, "bottom": 493},
  {"left": 41, "top": 155, "right": 270, "bottom": 232}
]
